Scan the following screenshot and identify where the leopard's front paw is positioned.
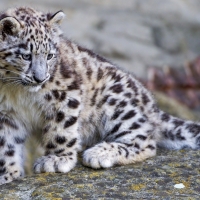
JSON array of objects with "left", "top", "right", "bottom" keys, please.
[
  {"left": 82, "top": 143, "right": 116, "bottom": 169},
  {"left": 0, "top": 168, "right": 24, "bottom": 185},
  {"left": 33, "top": 154, "right": 77, "bottom": 173}
]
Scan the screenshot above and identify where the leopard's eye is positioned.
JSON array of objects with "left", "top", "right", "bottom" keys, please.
[
  {"left": 22, "top": 54, "right": 32, "bottom": 61},
  {"left": 47, "top": 54, "right": 54, "bottom": 60}
]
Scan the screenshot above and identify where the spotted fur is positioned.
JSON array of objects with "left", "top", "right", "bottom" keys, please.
[{"left": 0, "top": 7, "right": 199, "bottom": 185}]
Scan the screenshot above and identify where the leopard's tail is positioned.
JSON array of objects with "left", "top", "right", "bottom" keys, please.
[{"left": 157, "top": 110, "right": 200, "bottom": 149}]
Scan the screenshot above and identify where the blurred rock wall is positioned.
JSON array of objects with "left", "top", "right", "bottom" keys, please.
[{"left": 1, "top": 0, "right": 200, "bottom": 77}]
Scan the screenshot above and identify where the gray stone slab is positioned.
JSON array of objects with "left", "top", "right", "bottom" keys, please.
[{"left": 0, "top": 149, "right": 199, "bottom": 199}]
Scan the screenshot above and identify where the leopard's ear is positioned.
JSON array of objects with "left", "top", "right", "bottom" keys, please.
[
  {"left": 48, "top": 11, "right": 65, "bottom": 25},
  {"left": 0, "top": 16, "right": 21, "bottom": 38}
]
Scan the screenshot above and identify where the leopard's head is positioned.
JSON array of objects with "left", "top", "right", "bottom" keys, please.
[{"left": 0, "top": 7, "right": 65, "bottom": 91}]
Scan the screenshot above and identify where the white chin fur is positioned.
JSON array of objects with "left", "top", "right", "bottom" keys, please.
[{"left": 28, "top": 86, "right": 41, "bottom": 92}]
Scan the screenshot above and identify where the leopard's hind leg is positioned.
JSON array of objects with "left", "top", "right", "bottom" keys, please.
[{"left": 82, "top": 119, "right": 157, "bottom": 169}]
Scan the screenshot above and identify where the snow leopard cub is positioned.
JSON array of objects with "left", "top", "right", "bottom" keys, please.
[{"left": 0, "top": 7, "right": 199, "bottom": 185}]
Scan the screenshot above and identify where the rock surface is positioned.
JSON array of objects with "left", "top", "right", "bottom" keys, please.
[{"left": 1, "top": 149, "right": 200, "bottom": 199}]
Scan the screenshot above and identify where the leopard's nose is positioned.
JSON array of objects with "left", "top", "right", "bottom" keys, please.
[{"left": 33, "top": 75, "right": 46, "bottom": 83}]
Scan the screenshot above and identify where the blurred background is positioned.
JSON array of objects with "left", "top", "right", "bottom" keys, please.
[
  {"left": 2, "top": 0, "right": 200, "bottom": 112},
  {"left": 2, "top": 0, "right": 200, "bottom": 173},
  {"left": 1, "top": 0, "right": 200, "bottom": 77}
]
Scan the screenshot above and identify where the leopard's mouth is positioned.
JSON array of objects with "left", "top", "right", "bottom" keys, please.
[
  {"left": 21, "top": 80, "right": 38, "bottom": 86},
  {"left": 20, "top": 80, "right": 43, "bottom": 92},
  {"left": 21, "top": 74, "right": 50, "bottom": 87}
]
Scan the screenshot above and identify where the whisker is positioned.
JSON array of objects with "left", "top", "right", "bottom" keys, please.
[
  {"left": 4, "top": 79, "right": 22, "bottom": 87},
  {"left": 0, "top": 77, "right": 17, "bottom": 80},
  {"left": 0, "top": 77, "right": 22, "bottom": 83},
  {"left": 7, "top": 70, "right": 23, "bottom": 76},
  {"left": 0, "top": 68, "right": 26, "bottom": 77}
]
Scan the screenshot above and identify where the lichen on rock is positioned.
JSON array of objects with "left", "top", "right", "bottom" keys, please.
[{"left": 0, "top": 149, "right": 200, "bottom": 199}]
